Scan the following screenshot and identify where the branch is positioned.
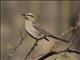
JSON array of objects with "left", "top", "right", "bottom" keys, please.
[
  {"left": 7, "top": 30, "right": 27, "bottom": 58},
  {"left": 22, "top": 31, "right": 69, "bottom": 60},
  {"left": 13, "top": 30, "right": 27, "bottom": 52},
  {"left": 38, "top": 51, "right": 57, "bottom": 60},
  {"left": 6, "top": 30, "right": 27, "bottom": 60},
  {"left": 23, "top": 31, "right": 69, "bottom": 60},
  {"left": 38, "top": 49, "right": 80, "bottom": 60},
  {"left": 61, "top": 24, "right": 80, "bottom": 38},
  {"left": 24, "top": 40, "right": 39, "bottom": 60},
  {"left": 38, "top": 28, "right": 80, "bottom": 60},
  {"left": 67, "top": 31, "right": 80, "bottom": 49}
]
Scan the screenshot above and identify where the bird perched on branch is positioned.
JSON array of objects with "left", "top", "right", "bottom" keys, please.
[
  {"left": 22, "top": 13, "right": 69, "bottom": 42},
  {"left": 22, "top": 13, "right": 69, "bottom": 60}
]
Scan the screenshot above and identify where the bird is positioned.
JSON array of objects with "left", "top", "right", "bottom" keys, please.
[
  {"left": 21, "top": 13, "right": 69, "bottom": 60},
  {"left": 22, "top": 13, "right": 69, "bottom": 42}
]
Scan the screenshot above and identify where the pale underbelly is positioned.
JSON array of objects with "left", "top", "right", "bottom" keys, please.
[{"left": 25, "top": 25, "right": 43, "bottom": 38}]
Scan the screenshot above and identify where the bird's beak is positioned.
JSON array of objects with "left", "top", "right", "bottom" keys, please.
[{"left": 22, "top": 14, "right": 25, "bottom": 16}]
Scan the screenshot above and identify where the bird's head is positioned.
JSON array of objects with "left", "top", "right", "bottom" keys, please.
[{"left": 22, "top": 13, "right": 34, "bottom": 21}]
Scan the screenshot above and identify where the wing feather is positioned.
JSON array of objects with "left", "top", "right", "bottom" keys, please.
[{"left": 33, "top": 21, "right": 48, "bottom": 36}]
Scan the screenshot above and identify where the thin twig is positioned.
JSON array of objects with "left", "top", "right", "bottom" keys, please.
[
  {"left": 24, "top": 40, "right": 39, "bottom": 60},
  {"left": 6, "top": 30, "right": 27, "bottom": 60},
  {"left": 12, "top": 30, "right": 27, "bottom": 53},
  {"left": 67, "top": 31, "right": 80, "bottom": 49},
  {"left": 9, "top": 30, "right": 27, "bottom": 56},
  {"left": 61, "top": 24, "right": 80, "bottom": 37}
]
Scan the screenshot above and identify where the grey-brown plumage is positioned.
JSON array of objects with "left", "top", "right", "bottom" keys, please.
[
  {"left": 22, "top": 13, "right": 69, "bottom": 60},
  {"left": 22, "top": 13, "right": 69, "bottom": 42}
]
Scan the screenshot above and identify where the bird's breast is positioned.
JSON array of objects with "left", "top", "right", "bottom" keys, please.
[{"left": 25, "top": 21, "right": 43, "bottom": 38}]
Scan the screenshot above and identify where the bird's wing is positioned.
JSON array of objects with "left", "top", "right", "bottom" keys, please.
[
  {"left": 33, "top": 21, "right": 48, "bottom": 35},
  {"left": 33, "top": 21, "right": 69, "bottom": 42}
]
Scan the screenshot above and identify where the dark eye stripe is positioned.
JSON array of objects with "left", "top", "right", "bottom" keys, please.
[{"left": 25, "top": 17, "right": 29, "bottom": 20}]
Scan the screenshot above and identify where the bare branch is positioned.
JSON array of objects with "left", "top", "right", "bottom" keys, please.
[
  {"left": 12, "top": 30, "right": 27, "bottom": 53},
  {"left": 61, "top": 23, "right": 80, "bottom": 37},
  {"left": 38, "top": 25, "right": 80, "bottom": 60},
  {"left": 67, "top": 31, "right": 80, "bottom": 49},
  {"left": 38, "top": 49, "right": 80, "bottom": 60},
  {"left": 24, "top": 40, "right": 39, "bottom": 60},
  {"left": 23, "top": 31, "right": 69, "bottom": 60},
  {"left": 38, "top": 26, "right": 80, "bottom": 60},
  {"left": 6, "top": 30, "right": 27, "bottom": 60},
  {"left": 7, "top": 30, "right": 27, "bottom": 58}
]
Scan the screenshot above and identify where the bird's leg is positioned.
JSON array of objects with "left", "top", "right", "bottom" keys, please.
[{"left": 24, "top": 40, "right": 39, "bottom": 60}]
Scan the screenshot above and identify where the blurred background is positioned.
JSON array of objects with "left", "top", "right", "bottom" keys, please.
[{"left": 1, "top": 1, "right": 80, "bottom": 60}]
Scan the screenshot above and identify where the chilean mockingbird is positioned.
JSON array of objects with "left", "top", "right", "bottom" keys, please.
[
  {"left": 21, "top": 13, "right": 69, "bottom": 60},
  {"left": 22, "top": 13, "right": 69, "bottom": 42}
]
